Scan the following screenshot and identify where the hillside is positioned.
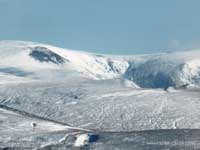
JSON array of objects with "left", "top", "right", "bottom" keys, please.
[{"left": 0, "top": 40, "right": 200, "bottom": 88}]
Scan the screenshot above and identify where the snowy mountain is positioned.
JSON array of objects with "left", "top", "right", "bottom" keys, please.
[
  {"left": 0, "top": 40, "right": 129, "bottom": 81},
  {"left": 0, "top": 40, "right": 200, "bottom": 88},
  {"left": 124, "top": 52, "right": 200, "bottom": 88},
  {"left": 1, "top": 40, "right": 200, "bottom": 149}
]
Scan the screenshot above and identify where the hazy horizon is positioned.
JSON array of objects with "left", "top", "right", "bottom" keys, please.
[{"left": 1, "top": 0, "right": 200, "bottom": 54}]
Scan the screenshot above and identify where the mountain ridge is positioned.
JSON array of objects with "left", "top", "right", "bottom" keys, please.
[{"left": 0, "top": 40, "right": 200, "bottom": 88}]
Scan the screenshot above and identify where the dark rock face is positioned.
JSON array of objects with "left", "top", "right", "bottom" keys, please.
[
  {"left": 29, "top": 46, "right": 66, "bottom": 64},
  {"left": 124, "top": 60, "right": 177, "bottom": 89}
]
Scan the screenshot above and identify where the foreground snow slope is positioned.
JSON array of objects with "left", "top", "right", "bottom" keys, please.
[
  {"left": 1, "top": 106, "right": 200, "bottom": 150},
  {"left": 1, "top": 79, "right": 200, "bottom": 149},
  {"left": 1, "top": 105, "right": 200, "bottom": 149},
  {"left": 0, "top": 40, "right": 200, "bottom": 88},
  {"left": 1, "top": 79, "right": 200, "bottom": 131}
]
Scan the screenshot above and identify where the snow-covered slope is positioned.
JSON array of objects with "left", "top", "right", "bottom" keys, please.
[
  {"left": 1, "top": 40, "right": 200, "bottom": 149},
  {"left": 0, "top": 40, "right": 129, "bottom": 81},
  {"left": 124, "top": 51, "right": 200, "bottom": 88},
  {"left": 0, "top": 40, "right": 200, "bottom": 88}
]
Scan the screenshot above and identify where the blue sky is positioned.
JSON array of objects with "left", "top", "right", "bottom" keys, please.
[{"left": 0, "top": 0, "right": 200, "bottom": 54}]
